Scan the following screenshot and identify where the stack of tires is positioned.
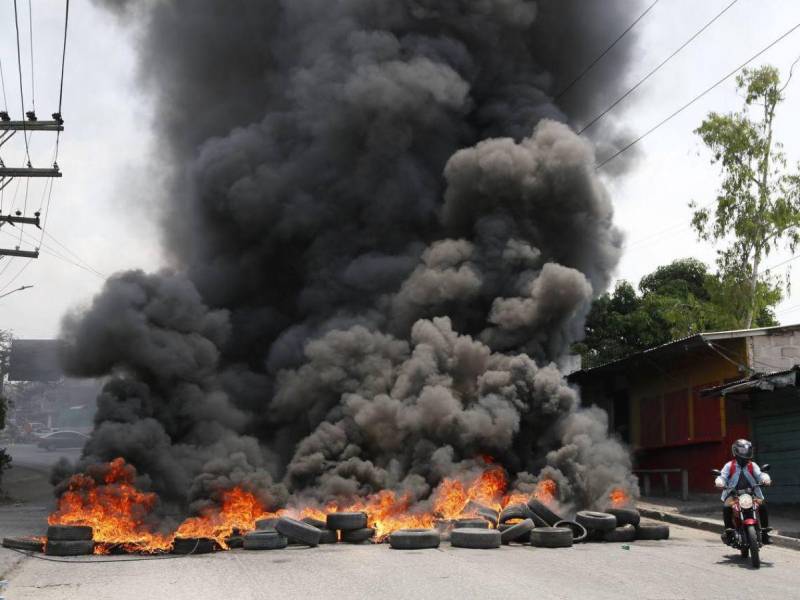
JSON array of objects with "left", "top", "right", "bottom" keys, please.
[
  {"left": 574, "top": 507, "right": 669, "bottom": 542},
  {"left": 44, "top": 525, "right": 95, "bottom": 556},
  {"left": 326, "top": 512, "right": 374, "bottom": 544}
]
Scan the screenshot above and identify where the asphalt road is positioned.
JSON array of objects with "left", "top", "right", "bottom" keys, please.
[
  {"left": 3, "top": 524, "right": 800, "bottom": 600},
  {"left": 6, "top": 443, "right": 83, "bottom": 472}
]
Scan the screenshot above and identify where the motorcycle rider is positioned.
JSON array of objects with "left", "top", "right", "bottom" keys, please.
[{"left": 714, "top": 439, "right": 772, "bottom": 544}]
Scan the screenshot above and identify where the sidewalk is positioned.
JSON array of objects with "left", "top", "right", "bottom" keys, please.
[{"left": 638, "top": 494, "right": 800, "bottom": 550}]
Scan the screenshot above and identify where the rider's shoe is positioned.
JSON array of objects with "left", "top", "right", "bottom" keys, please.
[
  {"left": 723, "top": 528, "right": 736, "bottom": 545},
  {"left": 762, "top": 528, "right": 773, "bottom": 545}
]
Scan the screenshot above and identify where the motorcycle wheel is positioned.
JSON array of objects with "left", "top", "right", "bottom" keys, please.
[
  {"left": 746, "top": 525, "right": 760, "bottom": 569},
  {"left": 740, "top": 545, "right": 749, "bottom": 559}
]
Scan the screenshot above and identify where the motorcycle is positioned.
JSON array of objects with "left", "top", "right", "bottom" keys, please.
[{"left": 711, "top": 464, "right": 771, "bottom": 569}]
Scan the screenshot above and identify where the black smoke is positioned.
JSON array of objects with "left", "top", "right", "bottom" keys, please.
[{"left": 59, "top": 0, "right": 643, "bottom": 514}]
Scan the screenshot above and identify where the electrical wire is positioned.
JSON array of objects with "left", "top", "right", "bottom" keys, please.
[
  {"left": 54, "top": 0, "right": 70, "bottom": 164},
  {"left": 0, "top": 257, "right": 32, "bottom": 294},
  {"left": 0, "top": 227, "right": 105, "bottom": 280},
  {"left": 0, "top": 59, "right": 8, "bottom": 112},
  {"left": 12, "top": 0, "right": 30, "bottom": 165},
  {"left": 596, "top": 21, "right": 800, "bottom": 170},
  {"left": 579, "top": 0, "right": 738, "bottom": 135},
  {"left": 27, "top": 0, "right": 35, "bottom": 112},
  {"left": 555, "top": 0, "right": 659, "bottom": 100}
]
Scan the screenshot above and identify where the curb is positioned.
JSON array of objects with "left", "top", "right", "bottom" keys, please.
[{"left": 639, "top": 507, "right": 800, "bottom": 551}]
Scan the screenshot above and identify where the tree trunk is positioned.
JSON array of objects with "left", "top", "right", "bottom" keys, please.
[{"left": 745, "top": 248, "right": 761, "bottom": 329}]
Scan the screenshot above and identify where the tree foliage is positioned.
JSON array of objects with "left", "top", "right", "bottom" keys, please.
[
  {"left": 574, "top": 258, "right": 778, "bottom": 369},
  {"left": 691, "top": 65, "right": 800, "bottom": 328},
  {"left": 0, "top": 330, "right": 11, "bottom": 490}
]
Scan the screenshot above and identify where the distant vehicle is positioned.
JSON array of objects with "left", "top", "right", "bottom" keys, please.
[{"left": 37, "top": 430, "right": 89, "bottom": 451}]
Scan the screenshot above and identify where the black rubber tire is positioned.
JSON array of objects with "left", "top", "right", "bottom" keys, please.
[
  {"left": 243, "top": 531, "right": 288, "bottom": 550},
  {"left": 450, "top": 528, "right": 501, "bottom": 549},
  {"left": 575, "top": 511, "right": 617, "bottom": 532},
  {"left": 747, "top": 526, "right": 760, "bottom": 569},
  {"left": 635, "top": 524, "right": 670, "bottom": 540},
  {"left": 276, "top": 517, "right": 322, "bottom": 546},
  {"left": 500, "top": 518, "right": 535, "bottom": 544},
  {"left": 45, "top": 540, "right": 95, "bottom": 556},
  {"left": 302, "top": 517, "right": 327, "bottom": 529},
  {"left": 606, "top": 507, "right": 640, "bottom": 527},
  {"left": 476, "top": 507, "right": 499, "bottom": 527},
  {"left": 319, "top": 529, "right": 338, "bottom": 544},
  {"left": 326, "top": 512, "right": 368, "bottom": 531},
  {"left": 553, "top": 520, "right": 588, "bottom": 543},
  {"left": 530, "top": 527, "right": 573, "bottom": 548},
  {"left": 255, "top": 517, "right": 279, "bottom": 531},
  {"left": 499, "top": 504, "right": 533, "bottom": 524},
  {"left": 603, "top": 524, "right": 637, "bottom": 542},
  {"left": 224, "top": 535, "right": 244, "bottom": 549},
  {"left": 527, "top": 499, "right": 563, "bottom": 526},
  {"left": 454, "top": 518, "right": 489, "bottom": 529},
  {"left": 341, "top": 527, "right": 375, "bottom": 543},
  {"left": 740, "top": 545, "right": 749, "bottom": 559},
  {"left": 3, "top": 536, "right": 44, "bottom": 552},
  {"left": 389, "top": 529, "right": 440, "bottom": 550},
  {"left": 172, "top": 537, "right": 217, "bottom": 554},
  {"left": 498, "top": 523, "right": 532, "bottom": 543},
  {"left": 47, "top": 525, "right": 93, "bottom": 541}
]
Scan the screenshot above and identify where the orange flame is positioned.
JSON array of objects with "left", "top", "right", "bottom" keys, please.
[
  {"left": 609, "top": 487, "right": 630, "bottom": 508},
  {"left": 532, "top": 479, "right": 557, "bottom": 505}
]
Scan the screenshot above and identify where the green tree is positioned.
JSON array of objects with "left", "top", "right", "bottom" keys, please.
[
  {"left": 575, "top": 258, "right": 779, "bottom": 368},
  {"left": 692, "top": 64, "right": 800, "bottom": 328}
]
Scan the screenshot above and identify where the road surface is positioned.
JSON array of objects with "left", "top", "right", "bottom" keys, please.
[{"left": 2, "top": 523, "right": 799, "bottom": 600}]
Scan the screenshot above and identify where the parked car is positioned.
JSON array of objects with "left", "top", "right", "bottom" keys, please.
[{"left": 37, "top": 430, "right": 89, "bottom": 451}]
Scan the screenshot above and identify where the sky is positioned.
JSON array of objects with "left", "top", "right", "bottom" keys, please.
[{"left": 1, "top": 0, "right": 800, "bottom": 339}]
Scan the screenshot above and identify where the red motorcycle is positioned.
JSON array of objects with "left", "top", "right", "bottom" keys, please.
[{"left": 712, "top": 464, "right": 771, "bottom": 569}]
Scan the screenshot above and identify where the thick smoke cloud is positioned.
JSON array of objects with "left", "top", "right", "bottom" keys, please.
[{"left": 62, "top": 0, "right": 643, "bottom": 513}]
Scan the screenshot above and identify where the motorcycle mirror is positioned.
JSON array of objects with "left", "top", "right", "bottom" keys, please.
[
  {"left": 711, "top": 469, "right": 722, "bottom": 476},
  {"left": 761, "top": 463, "right": 771, "bottom": 472}
]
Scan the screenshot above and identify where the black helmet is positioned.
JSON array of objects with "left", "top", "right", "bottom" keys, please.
[{"left": 732, "top": 439, "right": 754, "bottom": 462}]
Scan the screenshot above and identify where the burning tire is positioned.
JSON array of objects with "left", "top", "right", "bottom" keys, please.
[
  {"left": 575, "top": 511, "right": 617, "bottom": 532},
  {"left": 499, "top": 518, "right": 534, "bottom": 544},
  {"left": 606, "top": 508, "right": 640, "bottom": 527},
  {"left": 388, "top": 528, "right": 440, "bottom": 550},
  {"left": 172, "top": 537, "right": 217, "bottom": 554},
  {"left": 465, "top": 502, "right": 499, "bottom": 527},
  {"left": 45, "top": 540, "right": 95, "bottom": 556},
  {"left": 552, "top": 520, "right": 588, "bottom": 543},
  {"left": 2, "top": 536, "right": 44, "bottom": 552},
  {"left": 527, "top": 499, "right": 563, "bottom": 526},
  {"left": 256, "top": 517, "right": 279, "bottom": 530},
  {"left": 603, "top": 524, "right": 637, "bottom": 543},
  {"left": 498, "top": 504, "right": 534, "bottom": 524},
  {"left": 450, "top": 528, "right": 501, "bottom": 549},
  {"left": 635, "top": 524, "right": 669, "bottom": 540},
  {"left": 454, "top": 518, "right": 489, "bottom": 529},
  {"left": 243, "top": 531, "right": 288, "bottom": 550},
  {"left": 326, "top": 512, "right": 368, "bottom": 531},
  {"left": 276, "top": 517, "right": 322, "bottom": 546},
  {"left": 302, "top": 517, "right": 327, "bottom": 529},
  {"left": 225, "top": 535, "right": 244, "bottom": 549},
  {"left": 529, "top": 527, "right": 573, "bottom": 549},
  {"left": 319, "top": 529, "right": 338, "bottom": 544},
  {"left": 46, "top": 525, "right": 93, "bottom": 541},
  {"left": 341, "top": 527, "right": 375, "bottom": 543}
]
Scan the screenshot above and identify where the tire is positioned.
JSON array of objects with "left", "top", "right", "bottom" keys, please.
[
  {"left": 476, "top": 507, "right": 499, "bottom": 527},
  {"left": 740, "top": 545, "right": 749, "bottom": 559},
  {"left": 276, "top": 517, "right": 322, "bottom": 546},
  {"left": 527, "top": 499, "right": 563, "bottom": 526},
  {"left": 389, "top": 529, "right": 440, "bottom": 550},
  {"left": 747, "top": 526, "right": 760, "bottom": 569},
  {"left": 499, "top": 504, "right": 533, "bottom": 524},
  {"left": 450, "top": 528, "right": 501, "bottom": 549},
  {"left": 172, "top": 537, "right": 217, "bottom": 554},
  {"left": 47, "top": 525, "right": 93, "bottom": 541},
  {"left": 45, "top": 540, "right": 95, "bottom": 556},
  {"left": 606, "top": 507, "right": 640, "bottom": 527},
  {"left": 256, "top": 517, "right": 279, "bottom": 531},
  {"left": 500, "top": 518, "right": 535, "bottom": 544},
  {"left": 225, "top": 535, "right": 244, "bottom": 549},
  {"left": 553, "top": 520, "right": 588, "bottom": 543},
  {"left": 603, "top": 524, "right": 637, "bottom": 543},
  {"left": 319, "top": 529, "right": 338, "bottom": 544},
  {"left": 243, "top": 531, "right": 288, "bottom": 550},
  {"left": 454, "top": 518, "right": 489, "bottom": 529},
  {"left": 302, "top": 517, "right": 327, "bottom": 529},
  {"left": 635, "top": 524, "right": 669, "bottom": 540},
  {"left": 575, "top": 511, "right": 617, "bottom": 532},
  {"left": 529, "top": 527, "right": 573, "bottom": 548},
  {"left": 497, "top": 523, "right": 532, "bottom": 544},
  {"left": 326, "top": 512, "right": 367, "bottom": 531},
  {"left": 3, "top": 536, "right": 44, "bottom": 552},
  {"left": 341, "top": 527, "right": 375, "bottom": 543}
]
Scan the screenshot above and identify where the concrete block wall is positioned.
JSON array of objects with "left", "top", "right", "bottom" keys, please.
[{"left": 751, "top": 331, "right": 800, "bottom": 371}]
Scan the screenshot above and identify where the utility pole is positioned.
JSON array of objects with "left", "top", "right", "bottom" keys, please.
[{"left": 0, "top": 111, "right": 63, "bottom": 260}]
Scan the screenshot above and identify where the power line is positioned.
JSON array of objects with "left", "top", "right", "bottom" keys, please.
[
  {"left": 0, "top": 257, "right": 32, "bottom": 294},
  {"left": 27, "top": 0, "right": 35, "bottom": 111},
  {"left": 555, "top": 0, "right": 659, "bottom": 100},
  {"left": 0, "top": 226, "right": 105, "bottom": 280},
  {"left": 579, "top": 0, "right": 738, "bottom": 136},
  {"left": 596, "top": 21, "right": 800, "bottom": 170},
  {"left": 57, "top": 0, "right": 70, "bottom": 116},
  {"left": 12, "top": 0, "right": 31, "bottom": 165},
  {"left": 0, "top": 59, "right": 8, "bottom": 112}
]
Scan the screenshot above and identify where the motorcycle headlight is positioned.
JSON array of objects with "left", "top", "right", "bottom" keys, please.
[{"left": 739, "top": 494, "right": 754, "bottom": 509}]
